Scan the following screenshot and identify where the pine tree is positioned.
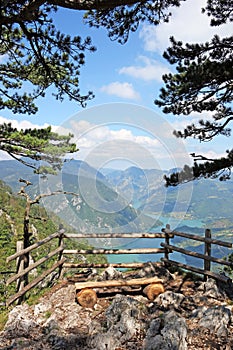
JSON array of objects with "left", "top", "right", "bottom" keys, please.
[
  {"left": 0, "top": 123, "right": 77, "bottom": 174},
  {"left": 155, "top": 2, "right": 233, "bottom": 185}
]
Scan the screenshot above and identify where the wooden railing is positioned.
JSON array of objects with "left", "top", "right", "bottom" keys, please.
[
  {"left": 5, "top": 231, "right": 65, "bottom": 306},
  {"left": 161, "top": 224, "right": 233, "bottom": 283},
  {"left": 5, "top": 226, "right": 233, "bottom": 306},
  {"left": 62, "top": 232, "right": 165, "bottom": 270}
]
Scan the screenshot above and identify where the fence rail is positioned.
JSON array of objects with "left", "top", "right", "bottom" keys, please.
[
  {"left": 5, "top": 225, "right": 233, "bottom": 306},
  {"left": 162, "top": 224, "right": 233, "bottom": 283},
  {"left": 62, "top": 248, "right": 165, "bottom": 255}
]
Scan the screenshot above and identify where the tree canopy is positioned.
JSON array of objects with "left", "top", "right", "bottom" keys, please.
[
  {"left": 1, "top": 0, "right": 233, "bottom": 182},
  {"left": 0, "top": 0, "right": 183, "bottom": 114},
  {"left": 0, "top": 123, "right": 77, "bottom": 174},
  {"left": 155, "top": 1, "right": 233, "bottom": 185},
  {"left": 0, "top": 2, "right": 96, "bottom": 115}
]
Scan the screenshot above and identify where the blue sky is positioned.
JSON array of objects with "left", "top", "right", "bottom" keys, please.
[{"left": 0, "top": 0, "right": 232, "bottom": 170}]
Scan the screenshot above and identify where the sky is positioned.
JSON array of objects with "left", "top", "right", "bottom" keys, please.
[{"left": 0, "top": 0, "right": 232, "bottom": 171}]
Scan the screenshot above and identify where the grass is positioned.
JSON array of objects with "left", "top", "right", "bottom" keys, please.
[{"left": 0, "top": 309, "right": 9, "bottom": 331}]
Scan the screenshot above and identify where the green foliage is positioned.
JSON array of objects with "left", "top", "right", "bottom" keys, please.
[
  {"left": 203, "top": 0, "right": 233, "bottom": 26},
  {"left": 155, "top": 2, "right": 233, "bottom": 185},
  {"left": 156, "top": 35, "right": 232, "bottom": 121},
  {"left": 85, "top": 0, "right": 182, "bottom": 44},
  {"left": 164, "top": 150, "right": 233, "bottom": 186},
  {"left": 0, "top": 180, "right": 107, "bottom": 316},
  {"left": 3, "top": 0, "right": 220, "bottom": 114},
  {"left": 0, "top": 123, "right": 77, "bottom": 174},
  {"left": 0, "top": 2, "right": 96, "bottom": 115},
  {"left": 223, "top": 252, "right": 233, "bottom": 278}
]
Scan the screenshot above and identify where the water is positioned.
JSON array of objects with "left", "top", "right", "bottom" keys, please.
[{"left": 107, "top": 214, "right": 205, "bottom": 265}]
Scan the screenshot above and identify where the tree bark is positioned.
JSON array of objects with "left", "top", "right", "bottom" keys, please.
[
  {"left": 49, "top": 0, "right": 145, "bottom": 10},
  {"left": 1, "top": 0, "right": 145, "bottom": 26},
  {"left": 76, "top": 288, "right": 97, "bottom": 308},
  {"left": 75, "top": 276, "right": 163, "bottom": 290}
]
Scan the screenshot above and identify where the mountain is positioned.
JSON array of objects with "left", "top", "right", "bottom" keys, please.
[
  {"left": 63, "top": 159, "right": 106, "bottom": 182},
  {"left": 0, "top": 160, "right": 158, "bottom": 234},
  {"left": 1, "top": 159, "right": 233, "bottom": 271},
  {"left": 1, "top": 159, "right": 233, "bottom": 233},
  {"left": 104, "top": 166, "right": 233, "bottom": 223},
  {"left": 0, "top": 160, "right": 38, "bottom": 192},
  {"left": 103, "top": 166, "right": 165, "bottom": 209}
]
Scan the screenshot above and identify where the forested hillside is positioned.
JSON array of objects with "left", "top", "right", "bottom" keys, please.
[{"left": 0, "top": 180, "right": 107, "bottom": 309}]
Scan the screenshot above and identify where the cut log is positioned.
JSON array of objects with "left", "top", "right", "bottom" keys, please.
[
  {"left": 143, "top": 283, "right": 165, "bottom": 301},
  {"left": 75, "top": 276, "right": 163, "bottom": 290},
  {"left": 76, "top": 288, "right": 97, "bottom": 308}
]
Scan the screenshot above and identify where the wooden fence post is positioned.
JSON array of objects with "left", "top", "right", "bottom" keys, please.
[
  {"left": 57, "top": 230, "right": 64, "bottom": 279},
  {"left": 164, "top": 224, "right": 171, "bottom": 263},
  {"left": 204, "top": 229, "right": 211, "bottom": 280},
  {"left": 16, "top": 241, "right": 25, "bottom": 303}
]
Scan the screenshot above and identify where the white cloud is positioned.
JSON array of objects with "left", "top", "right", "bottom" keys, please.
[
  {"left": 0, "top": 116, "right": 189, "bottom": 170},
  {"left": 119, "top": 56, "right": 171, "bottom": 82},
  {"left": 100, "top": 82, "right": 140, "bottom": 100},
  {"left": 0, "top": 116, "right": 73, "bottom": 137},
  {"left": 71, "top": 122, "right": 160, "bottom": 150},
  {"left": 139, "top": 0, "right": 232, "bottom": 54},
  {"left": 0, "top": 116, "right": 50, "bottom": 130},
  {"left": 68, "top": 119, "right": 188, "bottom": 169}
]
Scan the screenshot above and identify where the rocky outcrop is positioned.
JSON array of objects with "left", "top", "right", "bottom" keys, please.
[
  {"left": 87, "top": 294, "right": 146, "bottom": 350},
  {"left": 192, "top": 305, "right": 231, "bottom": 337},
  {"left": 143, "top": 310, "right": 187, "bottom": 350},
  {"left": 1, "top": 266, "right": 233, "bottom": 350}
]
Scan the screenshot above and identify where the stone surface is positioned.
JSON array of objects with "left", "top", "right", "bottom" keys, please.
[
  {"left": 3, "top": 304, "right": 38, "bottom": 338},
  {"left": 1, "top": 266, "right": 233, "bottom": 350},
  {"left": 197, "top": 278, "right": 227, "bottom": 300},
  {"left": 98, "top": 266, "right": 124, "bottom": 281},
  {"left": 143, "top": 310, "right": 188, "bottom": 350},
  {"left": 134, "top": 262, "right": 174, "bottom": 283},
  {"left": 192, "top": 305, "right": 231, "bottom": 337},
  {"left": 87, "top": 294, "right": 145, "bottom": 350},
  {"left": 155, "top": 291, "right": 185, "bottom": 310}
]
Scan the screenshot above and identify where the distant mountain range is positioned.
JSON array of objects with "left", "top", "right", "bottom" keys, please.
[
  {"left": 1, "top": 158, "right": 233, "bottom": 233},
  {"left": 102, "top": 164, "right": 233, "bottom": 224},
  {"left": 0, "top": 159, "right": 160, "bottom": 234},
  {"left": 1, "top": 158, "right": 233, "bottom": 268}
]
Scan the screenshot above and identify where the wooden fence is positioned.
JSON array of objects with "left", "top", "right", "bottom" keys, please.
[
  {"left": 161, "top": 224, "right": 233, "bottom": 283},
  {"left": 5, "top": 225, "right": 233, "bottom": 306}
]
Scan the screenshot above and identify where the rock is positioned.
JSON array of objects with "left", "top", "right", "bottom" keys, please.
[
  {"left": 87, "top": 294, "right": 146, "bottom": 349},
  {"left": 48, "top": 283, "right": 77, "bottom": 307},
  {"left": 197, "top": 278, "right": 227, "bottom": 300},
  {"left": 34, "top": 301, "right": 51, "bottom": 317},
  {"left": 143, "top": 310, "right": 188, "bottom": 350},
  {"left": 155, "top": 291, "right": 185, "bottom": 310},
  {"left": 192, "top": 305, "right": 232, "bottom": 337},
  {"left": 3, "top": 304, "right": 39, "bottom": 338},
  {"left": 1, "top": 265, "right": 233, "bottom": 350},
  {"left": 98, "top": 266, "right": 124, "bottom": 280},
  {"left": 134, "top": 262, "right": 174, "bottom": 283},
  {"left": 87, "top": 331, "right": 121, "bottom": 350},
  {"left": 105, "top": 294, "right": 143, "bottom": 329}
]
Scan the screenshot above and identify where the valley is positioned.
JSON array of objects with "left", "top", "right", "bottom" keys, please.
[{"left": 0, "top": 159, "right": 232, "bottom": 269}]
